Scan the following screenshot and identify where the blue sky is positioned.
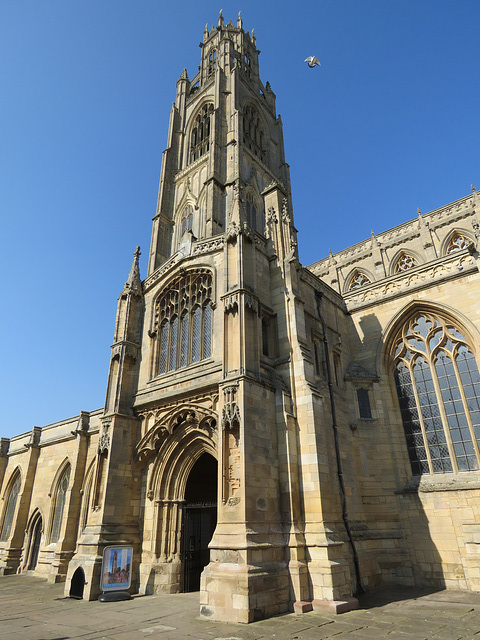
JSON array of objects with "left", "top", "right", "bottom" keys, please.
[{"left": 1, "top": 1, "right": 479, "bottom": 438}]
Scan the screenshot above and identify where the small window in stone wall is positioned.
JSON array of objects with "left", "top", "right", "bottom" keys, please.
[
  {"left": 447, "top": 232, "right": 470, "bottom": 254},
  {"left": 348, "top": 270, "right": 371, "bottom": 290},
  {"left": 394, "top": 252, "right": 418, "bottom": 273},
  {"left": 357, "top": 388, "right": 373, "bottom": 419}
]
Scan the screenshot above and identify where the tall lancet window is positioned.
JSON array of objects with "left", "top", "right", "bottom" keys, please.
[
  {"left": 243, "top": 105, "right": 265, "bottom": 162},
  {"left": 50, "top": 465, "right": 70, "bottom": 543},
  {"left": 0, "top": 472, "right": 21, "bottom": 541},
  {"left": 246, "top": 192, "right": 257, "bottom": 230},
  {"left": 154, "top": 270, "right": 213, "bottom": 375},
  {"left": 181, "top": 206, "right": 194, "bottom": 236},
  {"left": 391, "top": 311, "right": 480, "bottom": 476},
  {"left": 190, "top": 104, "right": 214, "bottom": 163}
]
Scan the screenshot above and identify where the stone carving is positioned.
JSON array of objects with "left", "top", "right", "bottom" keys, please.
[
  {"left": 221, "top": 385, "right": 241, "bottom": 430},
  {"left": 0, "top": 438, "right": 10, "bottom": 457},
  {"left": 24, "top": 426, "right": 41, "bottom": 449},
  {"left": 223, "top": 292, "right": 239, "bottom": 312},
  {"left": 345, "top": 253, "right": 476, "bottom": 311},
  {"left": 98, "top": 418, "right": 112, "bottom": 454},
  {"left": 135, "top": 399, "right": 218, "bottom": 462},
  {"left": 192, "top": 237, "right": 224, "bottom": 255}
]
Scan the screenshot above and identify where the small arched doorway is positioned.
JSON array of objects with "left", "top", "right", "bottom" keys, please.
[
  {"left": 27, "top": 515, "right": 42, "bottom": 571},
  {"left": 182, "top": 453, "right": 217, "bottom": 592},
  {"left": 69, "top": 567, "right": 86, "bottom": 599}
]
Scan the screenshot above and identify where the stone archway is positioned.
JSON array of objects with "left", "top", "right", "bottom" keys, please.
[
  {"left": 135, "top": 400, "right": 218, "bottom": 596},
  {"left": 24, "top": 512, "right": 42, "bottom": 572},
  {"left": 181, "top": 452, "right": 217, "bottom": 592}
]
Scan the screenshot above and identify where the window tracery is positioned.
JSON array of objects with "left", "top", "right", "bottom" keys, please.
[
  {"left": 242, "top": 105, "right": 265, "bottom": 162},
  {"left": 392, "top": 311, "right": 480, "bottom": 475},
  {"left": 348, "top": 270, "right": 371, "bottom": 290},
  {"left": 447, "top": 232, "right": 470, "bottom": 254},
  {"left": 50, "top": 465, "right": 70, "bottom": 543},
  {"left": 0, "top": 472, "right": 21, "bottom": 541},
  {"left": 190, "top": 104, "right": 214, "bottom": 163},
  {"left": 154, "top": 270, "right": 213, "bottom": 375},
  {"left": 394, "top": 252, "right": 418, "bottom": 273}
]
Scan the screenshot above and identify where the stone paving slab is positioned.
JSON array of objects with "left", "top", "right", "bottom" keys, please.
[{"left": 2, "top": 575, "right": 480, "bottom": 640}]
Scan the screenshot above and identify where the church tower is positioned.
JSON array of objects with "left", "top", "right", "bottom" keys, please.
[
  {"left": 67, "top": 13, "right": 359, "bottom": 621},
  {"left": 131, "top": 13, "right": 357, "bottom": 622}
]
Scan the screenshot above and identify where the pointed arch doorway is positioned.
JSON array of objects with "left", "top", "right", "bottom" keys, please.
[
  {"left": 25, "top": 512, "right": 42, "bottom": 571},
  {"left": 181, "top": 453, "right": 217, "bottom": 592}
]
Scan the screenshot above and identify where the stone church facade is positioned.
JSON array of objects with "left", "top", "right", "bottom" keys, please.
[{"left": 1, "top": 14, "right": 480, "bottom": 623}]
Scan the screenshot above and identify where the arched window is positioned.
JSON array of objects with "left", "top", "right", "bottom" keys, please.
[
  {"left": 207, "top": 50, "right": 216, "bottom": 76},
  {"left": 50, "top": 465, "right": 70, "bottom": 543},
  {"left": 154, "top": 270, "right": 213, "bottom": 375},
  {"left": 447, "top": 232, "right": 470, "bottom": 254},
  {"left": 394, "top": 252, "right": 418, "bottom": 273},
  {"left": 391, "top": 311, "right": 480, "bottom": 475},
  {"left": 348, "top": 270, "right": 371, "bottom": 290},
  {"left": 181, "top": 206, "right": 194, "bottom": 236},
  {"left": 246, "top": 192, "right": 257, "bottom": 230},
  {"left": 243, "top": 105, "right": 265, "bottom": 161},
  {"left": 190, "top": 104, "right": 214, "bottom": 163},
  {"left": 0, "top": 472, "right": 21, "bottom": 541}
]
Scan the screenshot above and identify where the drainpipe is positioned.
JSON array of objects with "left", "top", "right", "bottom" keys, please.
[{"left": 314, "top": 290, "right": 364, "bottom": 595}]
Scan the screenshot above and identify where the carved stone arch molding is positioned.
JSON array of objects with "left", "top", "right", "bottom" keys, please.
[{"left": 135, "top": 401, "right": 218, "bottom": 470}]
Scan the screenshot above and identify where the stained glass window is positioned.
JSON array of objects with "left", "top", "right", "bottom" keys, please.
[
  {"left": 50, "top": 466, "right": 70, "bottom": 543},
  {"left": 0, "top": 473, "right": 21, "bottom": 541},
  {"left": 154, "top": 270, "right": 213, "bottom": 375},
  {"left": 392, "top": 312, "right": 480, "bottom": 475}
]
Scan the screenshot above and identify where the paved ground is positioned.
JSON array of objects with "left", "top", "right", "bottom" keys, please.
[{"left": 2, "top": 575, "right": 480, "bottom": 640}]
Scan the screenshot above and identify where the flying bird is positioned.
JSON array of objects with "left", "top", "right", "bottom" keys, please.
[{"left": 305, "top": 56, "right": 321, "bottom": 68}]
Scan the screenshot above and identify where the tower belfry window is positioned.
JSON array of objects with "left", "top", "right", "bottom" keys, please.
[
  {"left": 243, "top": 105, "right": 265, "bottom": 162},
  {"left": 207, "top": 50, "right": 216, "bottom": 76},
  {"left": 154, "top": 270, "right": 213, "bottom": 375},
  {"left": 190, "top": 104, "right": 214, "bottom": 163}
]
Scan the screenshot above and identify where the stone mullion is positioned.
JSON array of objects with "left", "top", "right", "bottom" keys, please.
[{"left": 451, "top": 352, "right": 480, "bottom": 466}]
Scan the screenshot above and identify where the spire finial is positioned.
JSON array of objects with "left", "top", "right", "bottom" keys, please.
[
  {"left": 218, "top": 9, "right": 224, "bottom": 27},
  {"left": 124, "top": 246, "right": 142, "bottom": 296},
  {"left": 472, "top": 184, "right": 476, "bottom": 192},
  {"left": 204, "top": 23, "right": 208, "bottom": 40},
  {"left": 237, "top": 11, "right": 242, "bottom": 28}
]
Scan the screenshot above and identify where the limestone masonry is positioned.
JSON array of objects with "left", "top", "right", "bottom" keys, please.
[{"left": 1, "top": 13, "right": 480, "bottom": 623}]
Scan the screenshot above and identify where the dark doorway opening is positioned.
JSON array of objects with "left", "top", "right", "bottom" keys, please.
[
  {"left": 69, "top": 567, "right": 86, "bottom": 599},
  {"left": 182, "top": 453, "right": 217, "bottom": 592},
  {"left": 28, "top": 516, "right": 42, "bottom": 570}
]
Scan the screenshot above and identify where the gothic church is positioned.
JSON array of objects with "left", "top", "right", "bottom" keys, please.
[{"left": 1, "top": 13, "right": 480, "bottom": 623}]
